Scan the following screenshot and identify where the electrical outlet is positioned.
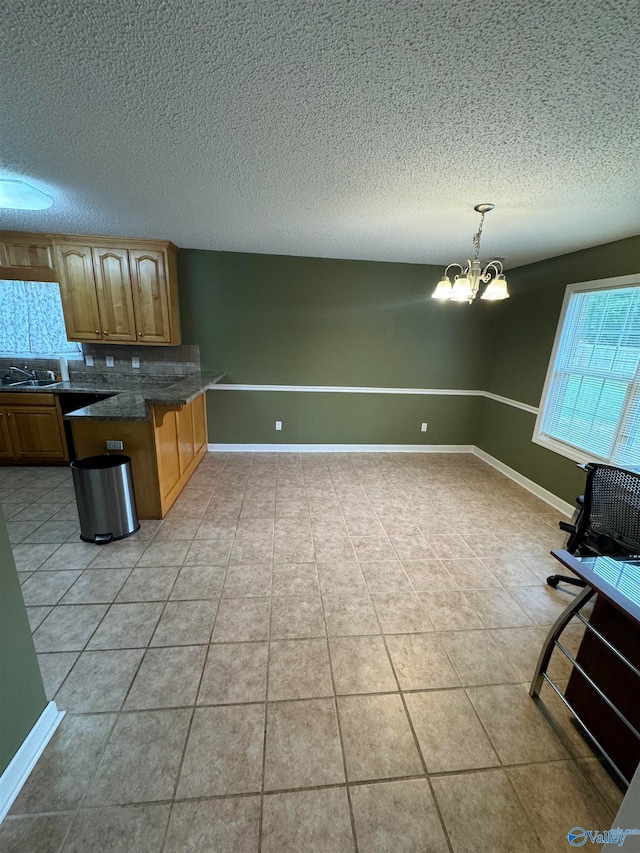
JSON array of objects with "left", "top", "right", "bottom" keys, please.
[
  {"left": 421, "top": 422, "right": 428, "bottom": 432},
  {"left": 131, "top": 357, "right": 140, "bottom": 369},
  {"left": 85, "top": 355, "right": 94, "bottom": 367},
  {"left": 106, "top": 440, "right": 124, "bottom": 451},
  {"left": 275, "top": 420, "right": 282, "bottom": 431},
  {"left": 105, "top": 356, "right": 115, "bottom": 368}
]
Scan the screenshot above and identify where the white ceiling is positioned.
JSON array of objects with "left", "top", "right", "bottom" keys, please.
[{"left": 1, "top": 0, "right": 639, "bottom": 268}]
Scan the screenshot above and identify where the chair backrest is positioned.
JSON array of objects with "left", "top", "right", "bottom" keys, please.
[{"left": 569, "top": 464, "right": 640, "bottom": 556}]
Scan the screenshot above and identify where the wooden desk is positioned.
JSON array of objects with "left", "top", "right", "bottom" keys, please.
[{"left": 531, "top": 550, "right": 640, "bottom": 785}]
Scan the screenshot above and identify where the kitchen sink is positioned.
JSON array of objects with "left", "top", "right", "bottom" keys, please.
[{"left": 10, "top": 379, "right": 60, "bottom": 387}]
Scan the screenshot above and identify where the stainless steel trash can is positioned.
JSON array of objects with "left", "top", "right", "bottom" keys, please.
[{"left": 71, "top": 454, "right": 139, "bottom": 544}]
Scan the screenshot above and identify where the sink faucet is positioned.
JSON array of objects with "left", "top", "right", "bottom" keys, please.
[{"left": 9, "top": 365, "right": 36, "bottom": 379}]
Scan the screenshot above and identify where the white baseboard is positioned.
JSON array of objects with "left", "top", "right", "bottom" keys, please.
[
  {"left": 0, "top": 702, "right": 64, "bottom": 825},
  {"left": 206, "top": 442, "right": 573, "bottom": 515},
  {"left": 207, "top": 443, "right": 475, "bottom": 453},
  {"left": 472, "top": 446, "right": 575, "bottom": 516}
]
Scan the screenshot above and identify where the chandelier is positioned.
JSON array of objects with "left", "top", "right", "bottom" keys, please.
[{"left": 432, "top": 203, "right": 509, "bottom": 303}]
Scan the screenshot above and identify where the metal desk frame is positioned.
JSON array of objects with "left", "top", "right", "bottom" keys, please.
[{"left": 530, "top": 550, "right": 640, "bottom": 787}]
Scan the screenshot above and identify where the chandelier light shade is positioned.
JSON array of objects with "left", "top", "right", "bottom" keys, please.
[{"left": 432, "top": 203, "right": 509, "bottom": 304}]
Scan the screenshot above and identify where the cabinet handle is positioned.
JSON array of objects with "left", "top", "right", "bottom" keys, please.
[
  {"left": 103, "top": 330, "right": 109, "bottom": 335},
  {"left": 137, "top": 332, "right": 142, "bottom": 337},
  {"left": 7, "top": 413, "right": 11, "bottom": 417},
  {"left": 95, "top": 330, "right": 100, "bottom": 335}
]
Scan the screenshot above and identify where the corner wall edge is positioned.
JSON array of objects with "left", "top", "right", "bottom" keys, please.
[{"left": 0, "top": 702, "right": 64, "bottom": 825}]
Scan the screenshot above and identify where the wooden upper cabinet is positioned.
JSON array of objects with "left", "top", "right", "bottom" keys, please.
[
  {"left": 92, "top": 247, "right": 137, "bottom": 342},
  {"left": 129, "top": 249, "right": 173, "bottom": 343},
  {"left": 54, "top": 244, "right": 102, "bottom": 342},
  {"left": 52, "top": 236, "right": 180, "bottom": 346},
  {"left": 0, "top": 231, "right": 56, "bottom": 281}
]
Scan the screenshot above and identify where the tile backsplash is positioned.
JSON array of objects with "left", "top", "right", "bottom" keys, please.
[
  {"left": 0, "top": 344, "right": 200, "bottom": 381},
  {"left": 77, "top": 344, "right": 200, "bottom": 377}
]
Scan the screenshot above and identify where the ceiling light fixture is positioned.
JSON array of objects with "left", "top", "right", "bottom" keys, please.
[
  {"left": 0, "top": 179, "right": 53, "bottom": 210},
  {"left": 432, "top": 203, "right": 509, "bottom": 304}
]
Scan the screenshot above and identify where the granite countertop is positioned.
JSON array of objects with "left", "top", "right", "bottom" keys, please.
[{"left": 0, "top": 372, "right": 224, "bottom": 421}]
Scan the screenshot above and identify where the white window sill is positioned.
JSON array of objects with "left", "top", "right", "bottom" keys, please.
[{"left": 531, "top": 432, "right": 611, "bottom": 466}]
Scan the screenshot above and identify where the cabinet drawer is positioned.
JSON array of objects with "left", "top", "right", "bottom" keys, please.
[{"left": 0, "top": 393, "right": 56, "bottom": 407}]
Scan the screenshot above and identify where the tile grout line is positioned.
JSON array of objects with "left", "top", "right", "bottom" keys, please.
[
  {"left": 157, "top": 452, "right": 238, "bottom": 852},
  {"left": 336, "top": 458, "right": 483, "bottom": 845},
  {"left": 9, "top": 753, "right": 615, "bottom": 818},
  {"left": 256, "top": 452, "right": 274, "bottom": 853},
  {"left": 55, "top": 503, "right": 200, "bottom": 851},
  {"left": 365, "top": 644, "right": 456, "bottom": 852},
  {"left": 318, "top": 461, "right": 360, "bottom": 853},
  {"left": 346, "top": 459, "right": 456, "bottom": 853}
]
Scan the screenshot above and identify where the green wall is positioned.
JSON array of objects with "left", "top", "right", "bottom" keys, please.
[
  {"left": 477, "top": 235, "right": 640, "bottom": 503},
  {"left": 179, "top": 249, "right": 495, "bottom": 446},
  {"left": 177, "top": 236, "right": 640, "bottom": 503},
  {"left": 0, "top": 505, "right": 46, "bottom": 775},
  {"left": 483, "top": 235, "right": 640, "bottom": 406},
  {"left": 207, "top": 391, "right": 481, "bottom": 446},
  {"left": 178, "top": 250, "right": 496, "bottom": 388}
]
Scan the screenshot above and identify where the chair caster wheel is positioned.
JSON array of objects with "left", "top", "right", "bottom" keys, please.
[{"left": 547, "top": 576, "right": 560, "bottom": 588}]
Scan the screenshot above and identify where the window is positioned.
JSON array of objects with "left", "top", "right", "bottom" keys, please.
[
  {"left": 0, "top": 280, "right": 81, "bottom": 358},
  {"left": 534, "top": 273, "right": 640, "bottom": 466}
]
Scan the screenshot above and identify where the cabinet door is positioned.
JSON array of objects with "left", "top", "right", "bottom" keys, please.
[
  {"left": 0, "top": 410, "right": 13, "bottom": 458},
  {"left": 129, "top": 249, "right": 171, "bottom": 343},
  {"left": 0, "top": 234, "right": 56, "bottom": 281},
  {"left": 6, "top": 406, "right": 66, "bottom": 460},
  {"left": 153, "top": 407, "right": 181, "bottom": 501},
  {"left": 92, "top": 248, "right": 137, "bottom": 342},
  {"left": 191, "top": 393, "right": 207, "bottom": 454},
  {"left": 176, "top": 405, "right": 195, "bottom": 476},
  {"left": 55, "top": 244, "right": 102, "bottom": 342}
]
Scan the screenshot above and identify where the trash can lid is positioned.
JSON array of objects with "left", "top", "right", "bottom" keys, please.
[{"left": 70, "top": 454, "right": 131, "bottom": 470}]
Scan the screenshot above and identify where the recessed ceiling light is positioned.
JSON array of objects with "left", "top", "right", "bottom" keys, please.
[{"left": 0, "top": 179, "right": 53, "bottom": 210}]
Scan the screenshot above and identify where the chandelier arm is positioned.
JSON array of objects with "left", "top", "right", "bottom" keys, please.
[
  {"left": 480, "top": 261, "right": 504, "bottom": 282},
  {"left": 444, "top": 263, "right": 464, "bottom": 277}
]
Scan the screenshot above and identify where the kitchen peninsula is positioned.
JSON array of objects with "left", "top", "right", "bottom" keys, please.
[{"left": 0, "top": 372, "right": 223, "bottom": 518}]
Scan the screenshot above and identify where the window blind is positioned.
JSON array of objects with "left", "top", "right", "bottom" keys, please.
[
  {"left": 0, "top": 280, "right": 81, "bottom": 357},
  {"left": 540, "top": 285, "right": 640, "bottom": 464}
]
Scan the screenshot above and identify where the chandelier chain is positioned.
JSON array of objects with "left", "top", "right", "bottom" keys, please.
[{"left": 472, "top": 211, "right": 485, "bottom": 260}]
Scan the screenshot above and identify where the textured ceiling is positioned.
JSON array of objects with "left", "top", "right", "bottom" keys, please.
[{"left": 1, "top": 0, "right": 639, "bottom": 267}]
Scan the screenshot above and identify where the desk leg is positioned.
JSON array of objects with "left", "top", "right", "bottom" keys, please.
[{"left": 530, "top": 585, "right": 595, "bottom": 698}]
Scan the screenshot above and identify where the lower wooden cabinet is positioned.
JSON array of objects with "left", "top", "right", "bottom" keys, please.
[
  {"left": 153, "top": 392, "right": 207, "bottom": 515},
  {"left": 70, "top": 392, "right": 208, "bottom": 518},
  {"left": 0, "top": 394, "right": 68, "bottom": 463},
  {"left": 0, "top": 412, "right": 13, "bottom": 459}
]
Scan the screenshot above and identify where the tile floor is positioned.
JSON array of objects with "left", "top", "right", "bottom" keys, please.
[{"left": 0, "top": 452, "right": 625, "bottom": 852}]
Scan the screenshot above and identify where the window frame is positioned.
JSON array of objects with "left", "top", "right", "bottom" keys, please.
[{"left": 532, "top": 272, "right": 640, "bottom": 464}]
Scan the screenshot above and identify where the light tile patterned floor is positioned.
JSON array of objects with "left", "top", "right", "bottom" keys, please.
[{"left": 0, "top": 453, "right": 625, "bottom": 852}]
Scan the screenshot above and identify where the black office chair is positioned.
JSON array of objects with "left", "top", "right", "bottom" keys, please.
[{"left": 547, "top": 463, "right": 640, "bottom": 589}]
